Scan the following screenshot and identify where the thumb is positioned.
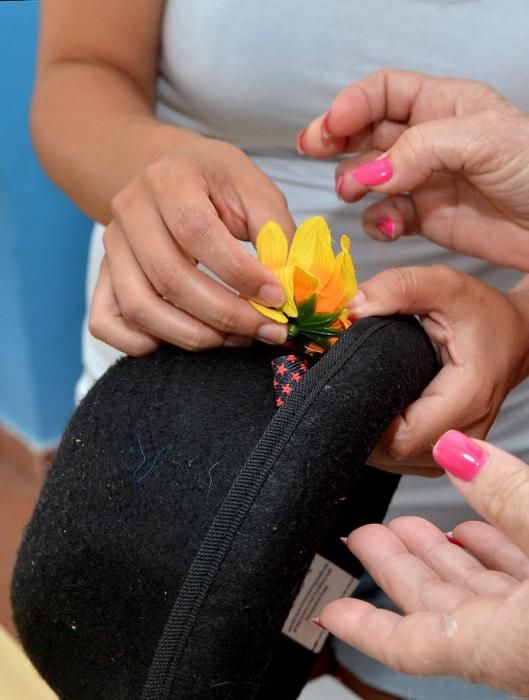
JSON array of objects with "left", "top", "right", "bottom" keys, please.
[
  {"left": 347, "top": 114, "right": 491, "bottom": 193},
  {"left": 433, "top": 430, "right": 529, "bottom": 558},
  {"left": 348, "top": 265, "right": 463, "bottom": 318}
]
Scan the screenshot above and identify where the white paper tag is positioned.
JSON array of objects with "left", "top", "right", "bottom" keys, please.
[{"left": 281, "top": 553, "right": 359, "bottom": 653}]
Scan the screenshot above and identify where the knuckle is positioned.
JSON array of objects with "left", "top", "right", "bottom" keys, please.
[
  {"left": 110, "top": 188, "right": 134, "bottom": 220},
  {"left": 429, "top": 264, "right": 468, "bottom": 296},
  {"left": 398, "top": 125, "right": 428, "bottom": 169},
  {"left": 173, "top": 207, "right": 217, "bottom": 248},
  {"left": 152, "top": 262, "right": 182, "bottom": 299},
  {"left": 215, "top": 303, "right": 242, "bottom": 333},
  {"left": 477, "top": 108, "right": 505, "bottom": 132},
  {"left": 180, "top": 327, "right": 217, "bottom": 353},
  {"left": 143, "top": 158, "right": 174, "bottom": 192},
  {"left": 228, "top": 249, "right": 252, "bottom": 288},
  {"left": 380, "top": 267, "right": 420, "bottom": 301},
  {"left": 485, "top": 469, "right": 529, "bottom": 529},
  {"left": 87, "top": 309, "right": 107, "bottom": 341},
  {"left": 386, "top": 439, "right": 414, "bottom": 462},
  {"left": 125, "top": 338, "right": 155, "bottom": 357},
  {"left": 119, "top": 297, "right": 146, "bottom": 326}
]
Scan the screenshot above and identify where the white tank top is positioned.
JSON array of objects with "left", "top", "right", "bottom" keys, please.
[{"left": 78, "top": 0, "right": 529, "bottom": 528}]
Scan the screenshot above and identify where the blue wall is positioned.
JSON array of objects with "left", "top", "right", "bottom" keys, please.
[{"left": 0, "top": 3, "right": 92, "bottom": 447}]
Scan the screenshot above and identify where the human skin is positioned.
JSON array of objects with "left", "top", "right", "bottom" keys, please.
[
  {"left": 32, "top": 0, "right": 293, "bottom": 354},
  {"left": 347, "top": 266, "right": 529, "bottom": 474},
  {"left": 300, "top": 70, "right": 529, "bottom": 469},
  {"left": 320, "top": 430, "right": 529, "bottom": 698},
  {"left": 299, "top": 69, "right": 529, "bottom": 272}
]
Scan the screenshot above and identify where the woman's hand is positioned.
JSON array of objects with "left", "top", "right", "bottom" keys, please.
[
  {"left": 33, "top": 1, "right": 295, "bottom": 355},
  {"left": 299, "top": 70, "right": 529, "bottom": 271},
  {"left": 89, "top": 139, "right": 295, "bottom": 355},
  {"left": 320, "top": 431, "right": 529, "bottom": 698},
  {"left": 347, "top": 265, "right": 529, "bottom": 474}
]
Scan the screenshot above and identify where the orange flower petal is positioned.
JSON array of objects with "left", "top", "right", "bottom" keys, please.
[
  {"left": 316, "top": 237, "right": 358, "bottom": 313},
  {"left": 292, "top": 265, "right": 319, "bottom": 305}
]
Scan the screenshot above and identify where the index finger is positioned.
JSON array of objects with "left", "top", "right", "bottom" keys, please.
[{"left": 300, "top": 70, "right": 489, "bottom": 157}]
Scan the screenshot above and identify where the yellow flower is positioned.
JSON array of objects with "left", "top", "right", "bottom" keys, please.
[{"left": 250, "top": 216, "right": 358, "bottom": 353}]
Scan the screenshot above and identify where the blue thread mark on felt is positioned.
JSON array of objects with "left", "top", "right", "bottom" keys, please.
[{"left": 131, "top": 433, "right": 172, "bottom": 485}]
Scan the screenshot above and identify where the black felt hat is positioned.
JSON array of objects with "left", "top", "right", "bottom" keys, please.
[{"left": 12, "top": 315, "right": 437, "bottom": 700}]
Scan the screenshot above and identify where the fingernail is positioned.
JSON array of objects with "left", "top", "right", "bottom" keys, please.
[
  {"left": 376, "top": 216, "right": 397, "bottom": 240},
  {"left": 445, "top": 532, "right": 464, "bottom": 548},
  {"left": 258, "top": 283, "right": 285, "bottom": 308},
  {"left": 340, "top": 536, "right": 348, "bottom": 546},
  {"left": 433, "top": 430, "right": 487, "bottom": 482},
  {"left": 321, "top": 111, "right": 332, "bottom": 140},
  {"left": 312, "top": 618, "right": 326, "bottom": 630},
  {"left": 352, "top": 156, "right": 393, "bottom": 186},
  {"left": 335, "top": 174, "right": 344, "bottom": 199},
  {"left": 223, "top": 334, "right": 253, "bottom": 348},
  {"left": 257, "top": 323, "right": 288, "bottom": 345},
  {"left": 346, "top": 290, "right": 366, "bottom": 309},
  {"left": 296, "top": 128, "right": 307, "bottom": 155}
]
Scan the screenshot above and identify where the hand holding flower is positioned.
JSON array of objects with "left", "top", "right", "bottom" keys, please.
[{"left": 251, "top": 216, "right": 358, "bottom": 354}]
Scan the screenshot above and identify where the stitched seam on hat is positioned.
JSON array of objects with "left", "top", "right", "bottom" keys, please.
[{"left": 142, "top": 317, "right": 406, "bottom": 698}]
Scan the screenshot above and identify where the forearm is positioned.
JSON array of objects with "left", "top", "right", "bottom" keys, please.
[{"left": 31, "top": 60, "right": 204, "bottom": 223}]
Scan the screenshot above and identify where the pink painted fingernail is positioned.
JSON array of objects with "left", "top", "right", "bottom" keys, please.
[
  {"left": 340, "top": 536, "right": 349, "bottom": 546},
  {"left": 312, "top": 618, "right": 326, "bottom": 630},
  {"left": 352, "top": 156, "right": 393, "bottom": 186},
  {"left": 296, "top": 128, "right": 307, "bottom": 155},
  {"left": 445, "top": 532, "right": 464, "bottom": 548},
  {"left": 433, "top": 430, "right": 487, "bottom": 482},
  {"left": 321, "top": 111, "right": 332, "bottom": 140},
  {"left": 336, "top": 174, "right": 344, "bottom": 199},
  {"left": 376, "top": 216, "right": 397, "bottom": 240}
]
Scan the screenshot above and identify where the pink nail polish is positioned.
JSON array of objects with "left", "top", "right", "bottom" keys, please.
[
  {"left": 376, "top": 216, "right": 396, "bottom": 239},
  {"left": 312, "top": 618, "right": 326, "bottom": 630},
  {"left": 296, "top": 128, "right": 307, "bottom": 155},
  {"left": 336, "top": 174, "right": 344, "bottom": 198},
  {"left": 321, "top": 111, "right": 332, "bottom": 140},
  {"left": 352, "top": 157, "right": 393, "bottom": 186},
  {"left": 433, "top": 430, "right": 487, "bottom": 481}
]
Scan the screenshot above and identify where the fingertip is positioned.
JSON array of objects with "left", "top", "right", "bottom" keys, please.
[
  {"left": 297, "top": 114, "right": 347, "bottom": 157},
  {"left": 296, "top": 128, "right": 307, "bottom": 155},
  {"left": 346, "top": 289, "right": 366, "bottom": 309}
]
